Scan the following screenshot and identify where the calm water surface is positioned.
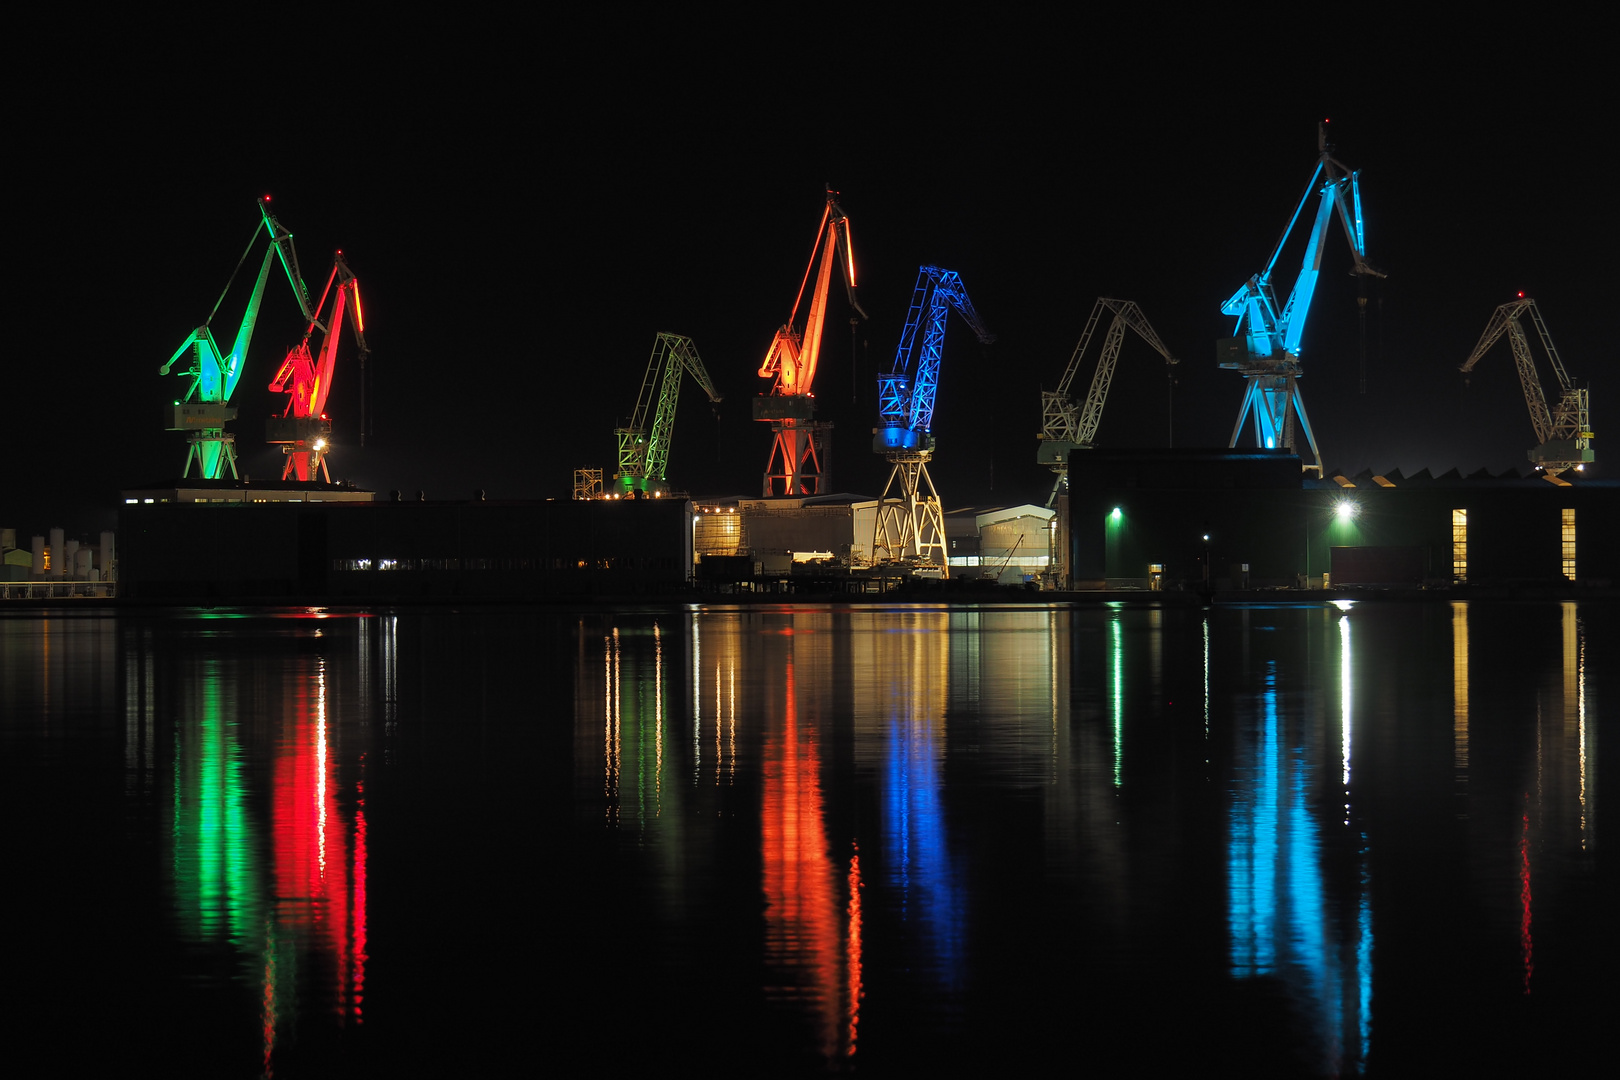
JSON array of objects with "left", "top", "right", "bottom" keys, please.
[{"left": 3, "top": 601, "right": 1608, "bottom": 1077}]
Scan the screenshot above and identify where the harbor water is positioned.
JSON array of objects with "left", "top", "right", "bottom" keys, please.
[{"left": 2, "top": 600, "right": 1608, "bottom": 1077}]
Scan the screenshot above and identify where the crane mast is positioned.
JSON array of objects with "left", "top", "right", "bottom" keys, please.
[
  {"left": 1038, "top": 297, "right": 1178, "bottom": 504},
  {"left": 614, "top": 332, "right": 722, "bottom": 496},
  {"left": 871, "top": 266, "right": 993, "bottom": 576},
  {"left": 1460, "top": 296, "right": 1594, "bottom": 475},
  {"left": 267, "top": 250, "right": 369, "bottom": 482},
  {"left": 1219, "top": 122, "right": 1384, "bottom": 476},
  {"left": 159, "top": 196, "right": 310, "bottom": 479},
  {"left": 755, "top": 189, "right": 866, "bottom": 496}
]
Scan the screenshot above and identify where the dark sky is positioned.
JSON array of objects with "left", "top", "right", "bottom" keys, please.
[{"left": 11, "top": 18, "right": 1612, "bottom": 537}]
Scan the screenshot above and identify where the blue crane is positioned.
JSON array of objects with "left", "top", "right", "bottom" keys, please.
[
  {"left": 1219, "top": 122, "right": 1384, "bottom": 476},
  {"left": 870, "top": 266, "right": 993, "bottom": 574}
]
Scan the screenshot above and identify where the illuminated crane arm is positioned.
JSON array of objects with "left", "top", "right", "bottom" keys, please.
[
  {"left": 1221, "top": 123, "right": 1384, "bottom": 365},
  {"left": 617, "top": 332, "right": 723, "bottom": 494},
  {"left": 269, "top": 251, "right": 368, "bottom": 421},
  {"left": 876, "top": 266, "right": 993, "bottom": 451},
  {"left": 759, "top": 190, "right": 865, "bottom": 399}
]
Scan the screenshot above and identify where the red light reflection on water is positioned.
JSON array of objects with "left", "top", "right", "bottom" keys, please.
[
  {"left": 268, "top": 662, "right": 369, "bottom": 1041},
  {"left": 762, "top": 653, "right": 857, "bottom": 1061},
  {"left": 847, "top": 845, "right": 864, "bottom": 1056}
]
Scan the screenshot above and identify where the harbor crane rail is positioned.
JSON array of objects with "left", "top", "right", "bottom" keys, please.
[
  {"left": 1219, "top": 122, "right": 1384, "bottom": 476},
  {"left": 1460, "top": 296, "right": 1594, "bottom": 475},
  {"left": 755, "top": 189, "right": 866, "bottom": 496},
  {"left": 614, "top": 332, "right": 722, "bottom": 496},
  {"left": 870, "top": 265, "right": 993, "bottom": 576},
  {"left": 159, "top": 196, "right": 312, "bottom": 479},
  {"left": 1038, "top": 297, "right": 1178, "bottom": 506}
]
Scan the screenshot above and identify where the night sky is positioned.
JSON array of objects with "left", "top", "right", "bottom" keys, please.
[{"left": 12, "top": 19, "right": 1611, "bottom": 537}]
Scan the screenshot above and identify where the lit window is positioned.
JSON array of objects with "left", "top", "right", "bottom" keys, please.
[
  {"left": 1452, "top": 509, "right": 1467, "bottom": 583},
  {"left": 1562, "top": 508, "right": 1576, "bottom": 581}
]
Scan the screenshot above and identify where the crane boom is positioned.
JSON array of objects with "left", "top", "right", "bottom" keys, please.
[
  {"left": 615, "top": 332, "right": 722, "bottom": 496},
  {"left": 1460, "top": 297, "right": 1593, "bottom": 474},
  {"left": 266, "top": 250, "right": 370, "bottom": 482},
  {"left": 158, "top": 195, "right": 310, "bottom": 479},
  {"left": 1219, "top": 123, "right": 1384, "bottom": 475},
  {"left": 1039, "top": 298, "right": 1178, "bottom": 474},
  {"left": 871, "top": 266, "right": 992, "bottom": 576},
  {"left": 755, "top": 189, "right": 865, "bottom": 496}
]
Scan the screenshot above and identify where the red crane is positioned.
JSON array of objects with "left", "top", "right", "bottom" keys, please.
[
  {"left": 266, "top": 251, "right": 369, "bottom": 481},
  {"left": 755, "top": 189, "right": 866, "bottom": 495}
]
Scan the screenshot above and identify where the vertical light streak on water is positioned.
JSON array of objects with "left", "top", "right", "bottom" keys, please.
[
  {"left": 353, "top": 755, "right": 369, "bottom": 1025},
  {"left": 1229, "top": 663, "right": 1280, "bottom": 975},
  {"left": 846, "top": 845, "right": 863, "bottom": 1058},
  {"left": 1149, "top": 608, "right": 1163, "bottom": 696},
  {"left": 761, "top": 652, "right": 841, "bottom": 1060},
  {"left": 317, "top": 658, "right": 328, "bottom": 880},
  {"left": 728, "top": 663, "right": 736, "bottom": 785},
  {"left": 654, "top": 623, "right": 663, "bottom": 816},
  {"left": 1452, "top": 602, "right": 1469, "bottom": 814},
  {"left": 1203, "top": 615, "right": 1211, "bottom": 745},
  {"left": 1357, "top": 836, "right": 1373, "bottom": 1067},
  {"left": 716, "top": 663, "right": 722, "bottom": 788},
  {"left": 1577, "top": 611, "right": 1589, "bottom": 849},
  {"left": 1049, "top": 610, "right": 1060, "bottom": 782},
  {"left": 383, "top": 614, "right": 399, "bottom": 725},
  {"left": 1110, "top": 609, "right": 1123, "bottom": 788},
  {"left": 881, "top": 612, "right": 963, "bottom": 991},
  {"left": 1339, "top": 611, "right": 1352, "bottom": 815},
  {"left": 691, "top": 615, "right": 702, "bottom": 786}
]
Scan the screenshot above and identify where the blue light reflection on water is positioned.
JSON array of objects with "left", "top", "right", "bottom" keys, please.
[{"left": 2, "top": 601, "right": 1608, "bottom": 1076}]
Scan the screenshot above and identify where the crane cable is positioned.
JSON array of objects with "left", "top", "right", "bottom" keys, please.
[{"left": 203, "top": 221, "right": 268, "bottom": 329}]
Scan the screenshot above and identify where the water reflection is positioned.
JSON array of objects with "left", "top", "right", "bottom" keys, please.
[
  {"left": 162, "top": 624, "right": 369, "bottom": 1075},
  {"left": 861, "top": 610, "right": 962, "bottom": 993},
  {"left": 1228, "top": 607, "right": 1371, "bottom": 1075},
  {"left": 9, "top": 599, "right": 1606, "bottom": 1074}
]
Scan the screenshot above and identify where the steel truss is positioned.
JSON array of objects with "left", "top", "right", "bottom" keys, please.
[
  {"left": 615, "top": 332, "right": 720, "bottom": 494},
  {"left": 1460, "top": 297, "right": 1594, "bottom": 474},
  {"left": 872, "top": 453, "right": 946, "bottom": 570},
  {"left": 871, "top": 267, "right": 993, "bottom": 576},
  {"left": 1039, "top": 297, "right": 1177, "bottom": 506}
]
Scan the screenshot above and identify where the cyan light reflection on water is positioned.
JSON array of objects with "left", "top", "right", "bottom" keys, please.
[
  {"left": 1227, "top": 608, "right": 1372, "bottom": 1075},
  {"left": 2, "top": 600, "right": 1605, "bottom": 1075}
]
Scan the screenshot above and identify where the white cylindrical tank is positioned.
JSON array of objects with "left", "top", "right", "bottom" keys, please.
[
  {"left": 74, "top": 547, "right": 94, "bottom": 578},
  {"left": 49, "top": 527, "right": 65, "bottom": 579},
  {"left": 100, "top": 531, "right": 116, "bottom": 579}
]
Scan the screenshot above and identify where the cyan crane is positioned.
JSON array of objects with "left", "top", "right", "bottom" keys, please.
[
  {"left": 615, "top": 332, "right": 722, "bottom": 496},
  {"left": 870, "top": 266, "right": 993, "bottom": 575},
  {"left": 1219, "top": 122, "right": 1385, "bottom": 476},
  {"left": 1460, "top": 296, "right": 1594, "bottom": 475}
]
